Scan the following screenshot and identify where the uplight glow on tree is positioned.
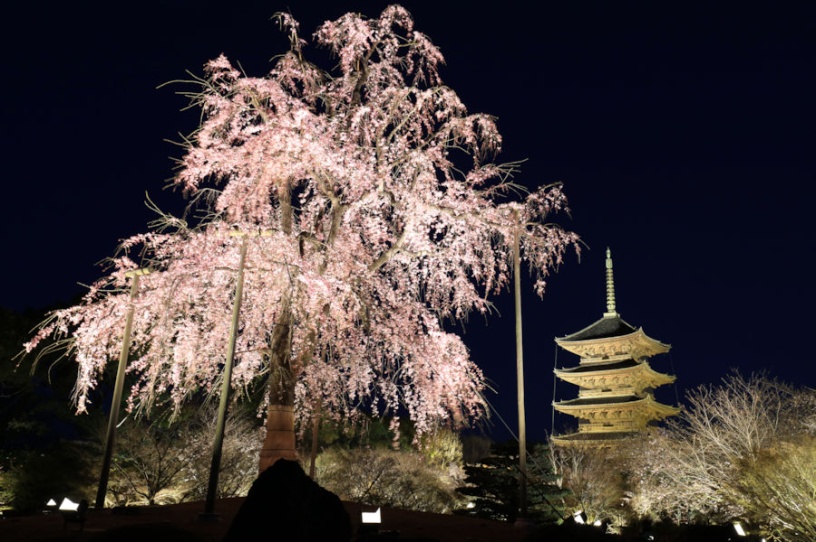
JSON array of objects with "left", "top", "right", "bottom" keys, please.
[{"left": 24, "top": 5, "right": 579, "bottom": 473}]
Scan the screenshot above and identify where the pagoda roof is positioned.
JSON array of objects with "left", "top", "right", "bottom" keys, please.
[
  {"left": 553, "top": 394, "right": 680, "bottom": 417},
  {"left": 558, "top": 313, "right": 639, "bottom": 342},
  {"left": 554, "top": 358, "right": 676, "bottom": 388},
  {"left": 556, "top": 358, "right": 639, "bottom": 373},
  {"left": 555, "top": 395, "right": 641, "bottom": 407},
  {"left": 551, "top": 431, "right": 634, "bottom": 446},
  {"left": 555, "top": 314, "right": 670, "bottom": 359}
]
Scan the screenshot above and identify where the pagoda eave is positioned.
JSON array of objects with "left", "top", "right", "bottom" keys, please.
[
  {"left": 556, "top": 326, "right": 670, "bottom": 359},
  {"left": 553, "top": 396, "right": 680, "bottom": 418},
  {"left": 554, "top": 361, "right": 676, "bottom": 389},
  {"left": 551, "top": 432, "right": 633, "bottom": 447}
]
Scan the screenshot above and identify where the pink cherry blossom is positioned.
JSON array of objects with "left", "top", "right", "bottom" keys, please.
[{"left": 24, "top": 5, "right": 579, "bottom": 467}]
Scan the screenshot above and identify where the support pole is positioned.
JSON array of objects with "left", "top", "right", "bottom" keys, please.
[
  {"left": 513, "top": 227, "right": 528, "bottom": 518},
  {"left": 203, "top": 237, "right": 248, "bottom": 518},
  {"left": 95, "top": 268, "right": 149, "bottom": 509}
]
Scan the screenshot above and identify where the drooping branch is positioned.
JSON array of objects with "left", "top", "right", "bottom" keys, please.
[{"left": 22, "top": 5, "right": 579, "bottom": 456}]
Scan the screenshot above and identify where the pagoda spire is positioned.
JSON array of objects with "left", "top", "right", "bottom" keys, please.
[{"left": 604, "top": 247, "right": 617, "bottom": 317}]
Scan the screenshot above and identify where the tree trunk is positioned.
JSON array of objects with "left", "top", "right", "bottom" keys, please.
[
  {"left": 258, "top": 295, "right": 298, "bottom": 473},
  {"left": 257, "top": 185, "right": 306, "bottom": 473},
  {"left": 308, "top": 404, "right": 321, "bottom": 478},
  {"left": 259, "top": 404, "right": 298, "bottom": 472}
]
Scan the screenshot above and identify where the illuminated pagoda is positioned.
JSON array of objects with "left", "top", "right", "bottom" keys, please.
[{"left": 551, "top": 248, "right": 679, "bottom": 446}]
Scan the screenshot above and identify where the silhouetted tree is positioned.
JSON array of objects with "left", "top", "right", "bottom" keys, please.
[{"left": 457, "top": 440, "right": 565, "bottom": 523}]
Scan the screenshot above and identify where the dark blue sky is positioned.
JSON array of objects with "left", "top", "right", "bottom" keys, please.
[{"left": 3, "top": 2, "right": 815, "bottom": 442}]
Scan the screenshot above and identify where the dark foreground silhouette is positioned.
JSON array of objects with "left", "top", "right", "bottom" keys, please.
[
  {"left": 223, "top": 458, "right": 352, "bottom": 542},
  {"left": 89, "top": 523, "right": 205, "bottom": 542}
]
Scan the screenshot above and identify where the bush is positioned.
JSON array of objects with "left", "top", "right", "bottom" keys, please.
[
  {"left": 3, "top": 442, "right": 95, "bottom": 513},
  {"left": 315, "top": 445, "right": 466, "bottom": 513},
  {"left": 91, "top": 404, "right": 261, "bottom": 506}
]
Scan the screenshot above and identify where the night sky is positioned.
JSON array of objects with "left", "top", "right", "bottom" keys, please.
[{"left": 3, "top": 2, "right": 815, "bottom": 443}]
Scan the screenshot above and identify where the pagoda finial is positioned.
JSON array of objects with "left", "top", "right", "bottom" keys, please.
[{"left": 604, "top": 247, "right": 617, "bottom": 317}]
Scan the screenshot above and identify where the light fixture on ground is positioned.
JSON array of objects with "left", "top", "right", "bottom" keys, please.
[
  {"left": 59, "top": 498, "right": 80, "bottom": 511},
  {"left": 360, "top": 507, "right": 381, "bottom": 536}
]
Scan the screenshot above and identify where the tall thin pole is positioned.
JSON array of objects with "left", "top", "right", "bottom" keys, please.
[
  {"left": 95, "top": 268, "right": 149, "bottom": 509},
  {"left": 513, "top": 227, "right": 528, "bottom": 518},
  {"left": 203, "top": 236, "right": 248, "bottom": 518}
]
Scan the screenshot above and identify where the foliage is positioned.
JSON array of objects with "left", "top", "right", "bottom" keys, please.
[
  {"left": 0, "top": 463, "right": 9, "bottom": 510},
  {"left": 525, "top": 443, "right": 569, "bottom": 524},
  {"left": 1, "top": 398, "right": 260, "bottom": 511},
  {"left": 315, "top": 445, "right": 465, "bottom": 513},
  {"left": 456, "top": 448, "right": 518, "bottom": 522},
  {"left": 2, "top": 441, "right": 96, "bottom": 514},
  {"left": 96, "top": 404, "right": 261, "bottom": 506},
  {"left": 304, "top": 414, "right": 415, "bottom": 453},
  {"left": 460, "top": 433, "right": 492, "bottom": 464},
  {"left": 622, "top": 430, "right": 688, "bottom": 524},
  {"left": 550, "top": 442, "right": 627, "bottom": 528},
  {"left": 100, "top": 416, "right": 189, "bottom": 506},
  {"left": 1, "top": 308, "right": 77, "bottom": 452},
  {"left": 620, "top": 371, "right": 816, "bottom": 541},
  {"left": 22, "top": 5, "right": 579, "bottom": 467},
  {"left": 0, "top": 307, "right": 98, "bottom": 513},
  {"left": 179, "top": 405, "right": 262, "bottom": 502},
  {"left": 662, "top": 372, "right": 801, "bottom": 525},
  {"left": 302, "top": 417, "right": 466, "bottom": 513},
  {"left": 418, "top": 427, "right": 464, "bottom": 469},
  {"left": 456, "top": 440, "right": 565, "bottom": 524},
  {"left": 731, "top": 437, "right": 816, "bottom": 541}
]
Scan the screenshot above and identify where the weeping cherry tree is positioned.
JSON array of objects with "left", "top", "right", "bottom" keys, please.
[{"left": 24, "top": 5, "right": 579, "bottom": 475}]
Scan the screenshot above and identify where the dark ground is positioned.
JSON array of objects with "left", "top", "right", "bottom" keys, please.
[
  {"left": 0, "top": 498, "right": 536, "bottom": 542},
  {"left": 0, "top": 498, "right": 745, "bottom": 541}
]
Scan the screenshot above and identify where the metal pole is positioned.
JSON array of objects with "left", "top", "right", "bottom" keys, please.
[
  {"left": 203, "top": 237, "right": 248, "bottom": 518},
  {"left": 95, "top": 268, "right": 149, "bottom": 509},
  {"left": 514, "top": 227, "right": 528, "bottom": 518}
]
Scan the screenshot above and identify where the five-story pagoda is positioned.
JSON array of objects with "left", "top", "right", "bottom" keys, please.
[{"left": 551, "top": 248, "right": 679, "bottom": 446}]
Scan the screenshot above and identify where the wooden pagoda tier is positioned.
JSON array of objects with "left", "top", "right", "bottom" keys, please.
[
  {"left": 554, "top": 357, "right": 675, "bottom": 397},
  {"left": 551, "top": 248, "right": 679, "bottom": 447},
  {"left": 555, "top": 315, "right": 670, "bottom": 361},
  {"left": 551, "top": 392, "right": 680, "bottom": 446}
]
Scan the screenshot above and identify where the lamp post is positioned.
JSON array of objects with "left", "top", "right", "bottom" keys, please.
[{"left": 95, "top": 267, "right": 150, "bottom": 509}]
